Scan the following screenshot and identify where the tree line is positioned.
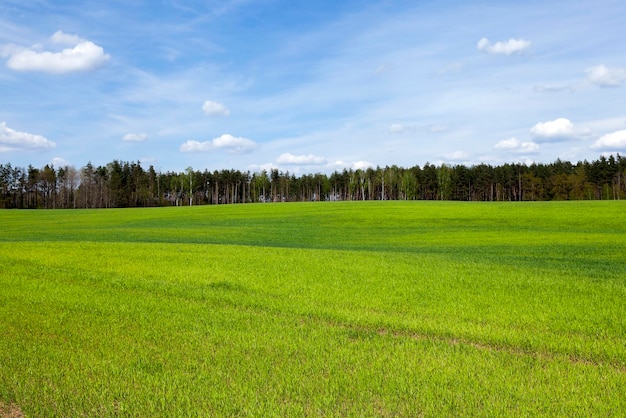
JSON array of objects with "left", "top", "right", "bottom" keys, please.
[{"left": 1, "top": 155, "right": 625, "bottom": 209}]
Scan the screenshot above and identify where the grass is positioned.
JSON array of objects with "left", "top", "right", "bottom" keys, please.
[{"left": 1, "top": 201, "right": 625, "bottom": 416}]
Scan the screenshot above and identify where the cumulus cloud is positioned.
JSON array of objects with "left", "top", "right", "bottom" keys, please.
[
  {"left": 276, "top": 153, "right": 327, "bottom": 165},
  {"left": 494, "top": 138, "right": 521, "bottom": 150},
  {"left": 0, "top": 122, "right": 56, "bottom": 151},
  {"left": 180, "top": 134, "right": 256, "bottom": 154},
  {"left": 531, "top": 118, "right": 574, "bottom": 139},
  {"left": 50, "top": 30, "right": 83, "bottom": 45},
  {"left": 352, "top": 161, "right": 373, "bottom": 170},
  {"left": 591, "top": 130, "right": 626, "bottom": 151},
  {"left": 333, "top": 160, "right": 374, "bottom": 171},
  {"left": 494, "top": 137, "right": 539, "bottom": 154},
  {"left": 123, "top": 133, "right": 148, "bottom": 142},
  {"left": 51, "top": 157, "right": 71, "bottom": 167},
  {"left": 180, "top": 140, "right": 211, "bottom": 152},
  {"left": 520, "top": 143, "right": 540, "bottom": 153},
  {"left": 4, "top": 31, "right": 110, "bottom": 74},
  {"left": 202, "top": 100, "right": 230, "bottom": 117},
  {"left": 530, "top": 118, "right": 590, "bottom": 142},
  {"left": 585, "top": 65, "right": 626, "bottom": 87},
  {"left": 213, "top": 134, "right": 254, "bottom": 152},
  {"left": 477, "top": 37, "right": 531, "bottom": 55}
]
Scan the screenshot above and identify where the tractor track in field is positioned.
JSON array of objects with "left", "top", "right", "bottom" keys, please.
[{"left": 301, "top": 314, "right": 626, "bottom": 374}]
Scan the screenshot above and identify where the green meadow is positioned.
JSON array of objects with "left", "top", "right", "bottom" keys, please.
[{"left": 1, "top": 201, "right": 625, "bottom": 416}]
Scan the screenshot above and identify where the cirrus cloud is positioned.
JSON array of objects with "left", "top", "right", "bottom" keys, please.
[
  {"left": 180, "top": 134, "right": 256, "bottom": 154},
  {"left": 477, "top": 37, "right": 531, "bottom": 55},
  {"left": 390, "top": 123, "right": 448, "bottom": 134},
  {"left": 5, "top": 31, "right": 110, "bottom": 74},
  {"left": 0, "top": 122, "right": 56, "bottom": 151},
  {"left": 591, "top": 130, "right": 626, "bottom": 151}
]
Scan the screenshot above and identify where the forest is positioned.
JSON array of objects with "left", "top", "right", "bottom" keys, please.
[{"left": 1, "top": 154, "right": 625, "bottom": 209}]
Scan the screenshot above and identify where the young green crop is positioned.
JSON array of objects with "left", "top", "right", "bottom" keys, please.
[{"left": 1, "top": 201, "right": 625, "bottom": 416}]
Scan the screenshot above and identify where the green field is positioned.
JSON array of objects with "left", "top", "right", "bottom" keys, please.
[{"left": 1, "top": 201, "right": 625, "bottom": 416}]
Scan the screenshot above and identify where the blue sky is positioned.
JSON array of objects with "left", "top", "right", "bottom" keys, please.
[{"left": 1, "top": 0, "right": 625, "bottom": 174}]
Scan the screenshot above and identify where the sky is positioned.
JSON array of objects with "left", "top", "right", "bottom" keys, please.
[{"left": 1, "top": 0, "right": 625, "bottom": 174}]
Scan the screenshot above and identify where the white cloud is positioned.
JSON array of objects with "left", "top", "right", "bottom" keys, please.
[
  {"left": 390, "top": 123, "right": 407, "bottom": 134},
  {"left": 444, "top": 151, "right": 469, "bottom": 161},
  {"left": 530, "top": 118, "right": 590, "bottom": 142},
  {"left": 516, "top": 142, "right": 540, "bottom": 154},
  {"left": 180, "top": 134, "right": 256, "bottom": 154},
  {"left": 585, "top": 65, "right": 626, "bottom": 87},
  {"left": 494, "top": 137, "right": 521, "bottom": 150},
  {"left": 352, "top": 161, "right": 373, "bottom": 170},
  {"left": 180, "top": 140, "right": 211, "bottom": 152},
  {"left": 276, "top": 153, "right": 327, "bottom": 165},
  {"left": 213, "top": 134, "right": 255, "bottom": 152},
  {"left": 533, "top": 84, "right": 574, "bottom": 93},
  {"left": 138, "top": 156, "right": 157, "bottom": 164},
  {"left": 202, "top": 100, "right": 230, "bottom": 117},
  {"left": 591, "top": 130, "right": 626, "bottom": 150},
  {"left": 51, "top": 157, "right": 71, "bottom": 167},
  {"left": 249, "top": 162, "right": 278, "bottom": 172},
  {"left": 332, "top": 160, "right": 374, "bottom": 171},
  {"left": 5, "top": 31, "right": 110, "bottom": 74},
  {"left": 494, "top": 137, "right": 539, "bottom": 154},
  {"left": 0, "top": 44, "right": 21, "bottom": 58},
  {"left": 51, "top": 31, "right": 84, "bottom": 45},
  {"left": 477, "top": 37, "right": 531, "bottom": 55},
  {"left": 390, "top": 123, "right": 447, "bottom": 134},
  {"left": 123, "top": 133, "right": 148, "bottom": 142},
  {"left": 0, "top": 122, "right": 56, "bottom": 151},
  {"left": 424, "top": 124, "right": 448, "bottom": 133}
]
